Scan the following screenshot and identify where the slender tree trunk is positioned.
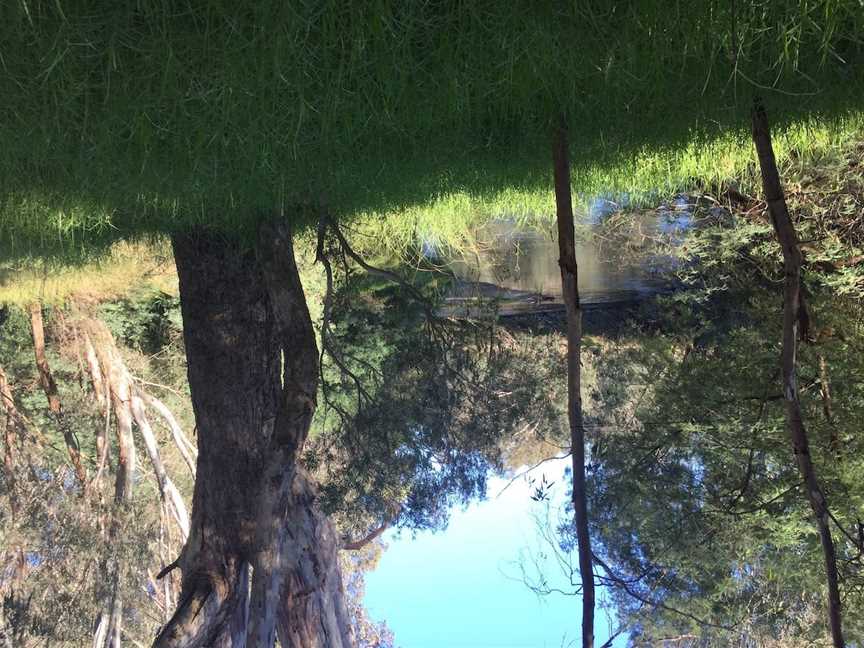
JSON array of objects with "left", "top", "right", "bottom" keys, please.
[
  {"left": 0, "top": 366, "right": 19, "bottom": 516},
  {"left": 84, "top": 331, "right": 108, "bottom": 409},
  {"left": 553, "top": 119, "right": 594, "bottom": 648},
  {"left": 28, "top": 302, "right": 88, "bottom": 487},
  {"left": 145, "top": 393, "right": 197, "bottom": 479},
  {"left": 84, "top": 332, "right": 112, "bottom": 493},
  {"left": 82, "top": 318, "right": 190, "bottom": 540},
  {"left": 817, "top": 354, "right": 841, "bottom": 455},
  {"left": 155, "top": 223, "right": 352, "bottom": 648},
  {"left": 29, "top": 303, "right": 62, "bottom": 415},
  {"left": 752, "top": 101, "right": 844, "bottom": 648},
  {"left": 83, "top": 318, "right": 138, "bottom": 648},
  {"left": 340, "top": 508, "right": 399, "bottom": 551},
  {"left": 131, "top": 392, "right": 190, "bottom": 540}
]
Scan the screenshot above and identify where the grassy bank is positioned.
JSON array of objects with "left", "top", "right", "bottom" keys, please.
[
  {"left": 3, "top": 118, "right": 862, "bottom": 306},
  {"left": 351, "top": 112, "right": 864, "bottom": 257}
]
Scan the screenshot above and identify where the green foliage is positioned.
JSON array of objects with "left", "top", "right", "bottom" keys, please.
[
  {"left": 307, "top": 267, "right": 565, "bottom": 536},
  {"left": 0, "top": 294, "right": 202, "bottom": 645},
  {"left": 98, "top": 287, "right": 182, "bottom": 355},
  {"left": 580, "top": 293, "right": 864, "bottom": 643},
  {"left": 2, "top": 1, "right": 863, "bottom": 257},
  {"left": 551, "top": 138, "right": 864, "bottom": 644}
]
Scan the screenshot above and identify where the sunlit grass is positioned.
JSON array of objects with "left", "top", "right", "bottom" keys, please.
[
  {"left": 2, "top": 111, "right": 862, "bottom": 302},
  {"left": 348, "top": 111, "right": 864, "bottom": 258},
  {"left": 1, "top": 1, "right": 861, "bottom": 261},
  {"left": 0, "top": 239, "right": 176, "bottom": 306}
]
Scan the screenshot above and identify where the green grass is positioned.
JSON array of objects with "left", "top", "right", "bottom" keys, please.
[
  {"left": 1, "top": 1, "right": 862, "bottom": 261},
  {"left": 2, "top": 109, "right": 862, "bottom": 306},
  {"left": 347, "top": 110, "right": 864, "bottom": 258},
  {"left": 0, "top": 239, "right": 176, "bottom": 306}
]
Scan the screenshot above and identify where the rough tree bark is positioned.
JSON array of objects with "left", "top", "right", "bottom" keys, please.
[
  {"left": 154, "top": 223, "right": 352, "bottom": 648},
  {"left": 29, "top": 302, "right": 88, "bottom": 487},
  {"left": 752, "top": 101, "right": 845, "bottom": 648},
  {"left": 553, "top": 119, "right": 594, "bottom": 648}
]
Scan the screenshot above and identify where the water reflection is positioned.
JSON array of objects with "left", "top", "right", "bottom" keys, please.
[
  {"left": 364, "top": 457, "right": 626, "bottom": 648},
  {"left": 434, "top": 202, "right": 693, "bottom": 317}
]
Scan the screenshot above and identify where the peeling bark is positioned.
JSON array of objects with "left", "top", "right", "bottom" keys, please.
[
  {"left": 82, "top": 320, "right": 190, "bottom": 539},
  {"left": 752, "top": 101, "right": 845, "bottom": 648},
  {"left": 85, "top": 332, "right": 108, "bottom": 409},
  {"left": 83, "top": 332, "right": 112, "bottom": 492},
  {"left": 81, "top": 316, "right": 194, "bottom": 647},
  {"left": 93, "top": 371, "right": 134, "bottom": 648},
  {"left": 553, "top": 119, "right": 594, "bottom": 648},
  {"left": 276, "top": 468, "right": 353, "bottom": 648},
  {"left": 155, "top": 223, "right": 352, "bottom": 648}
]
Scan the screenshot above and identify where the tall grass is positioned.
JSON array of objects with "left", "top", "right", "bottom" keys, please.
[
  {"left": 349, "top": 111, "right": 864, "bottom": 257},
  {"left": 2, "top": 114, "right": 862, "bottom": 306},
  {"left": 0, "top": 1, "right": 862, "bottom": 259},
  {"left": 0, "top": 240, "right": 176, "bottom": 306}
]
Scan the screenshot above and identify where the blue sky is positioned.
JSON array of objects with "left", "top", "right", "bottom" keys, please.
[{"left": 364, "top": 458, "right": 626, "bottom": 648}]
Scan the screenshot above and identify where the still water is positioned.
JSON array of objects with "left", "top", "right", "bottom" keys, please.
[
  {"left": 434, "top": 202, "right": 693, "bottom": 317},
  {"left": 365, "top": 205, "right": 693, "bottom": 646},
  {"left": 364, "top": 457, "right": 626, "bottom": 648}
]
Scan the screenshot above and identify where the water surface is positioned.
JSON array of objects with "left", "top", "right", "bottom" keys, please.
[
  {"left": 365, "top": 458, "right": 626, "bottom": 648},
  {"left": 434, "top": 204, "right": 693, "bottom": 317}
]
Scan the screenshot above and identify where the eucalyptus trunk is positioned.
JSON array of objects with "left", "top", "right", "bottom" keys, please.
[
  {"left": 553, "top": 120, "right": 594, "bottom": 648},
  {"left": 0, "top": 366, "right": 18, "bottom": 516},
  {"left": 751, "top": 101, "right": 844, "bottom": 648},
  {"left": 155, "top": 223, "right": 352, "bottom": 648},
  {"left": 29, "top": 303, "right": 88, "bottom": 487}
]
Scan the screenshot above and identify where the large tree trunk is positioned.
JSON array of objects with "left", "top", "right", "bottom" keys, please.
[
  {"left": 751, "top": 101, "right": 845, "bottom": 648},
  {"left": 155, "top": 223, "right": 352, "bottom": 648},
  {"left": 553, "top": 120, "right": 594, "bottom": 648}
]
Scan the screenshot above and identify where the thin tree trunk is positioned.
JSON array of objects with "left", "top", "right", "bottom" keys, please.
[
  {"left": 144, "top": 393, "right": 197, "bottom": 479},
  {"left": 553, "top": 119, "right": 594, "bottom": 648},
  {"left": 155, "top": 223, "right": 352, "bottom": 648},
  {"left": 85, "top": 331, "right": 108, "bottom": 409},
  {"left": 131, "top": 392, "right": 190, "bottom": 540},
  {"left": 340, "top": 509, "right": 398, "bottom": 551},
  {"left": 29, "top": 303, "right": 62, "bottom": 415},
  {"left": 817, "top": 354, "right": 840, "bottom": 455},
  {"left": 752, "top": 100, "right": 844, "bottom": 648},
  {"left": 83, "top": 319, "right": 138, "bottom": 648},
  {"left": 29, "top": 302, "right": 88, "bottom": 487},
  {"left": 82, "top": 318, "right": 190, "bottom": 540},
  {"left": 83, "top": 332, "right": 112, "bottom": 493},
  {"left": 0, "top": 366, "right": 19, "bottom": 516}
]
